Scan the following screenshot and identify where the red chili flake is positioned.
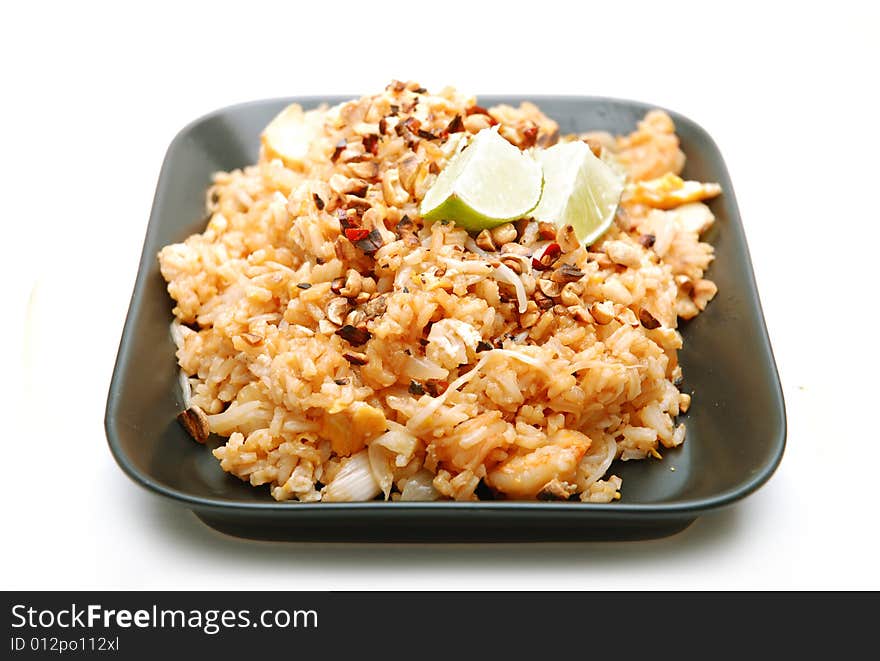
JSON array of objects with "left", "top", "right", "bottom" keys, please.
[
  {"left": 396, "top": 117, "right": 421, "bottom": 136},
  {"left": 354, "top": 229, "right": 384, "bottom": 255},
  {"left": 532, "top": 243, "right": 562, "bottom": 271},
  {"left": 378, "top": 117, "right": 388, "bottom": 134},
  {"left": 362, "top": 134, "right": 379, "bottom": 155},
  {"left": 331, "top": 139, "right": 346, "bottom": 162},
  {"left": 444, "top": 115, "right": 464, "bottom": 135},
  {"left": 345, "top": 228, "right": 370, "bottom": 242},
  {"left": 543, "top": 243, "right": 562, "bottom": 260},
  {"left": 417, "top": 128, "right": 437, "bottom": 140},
  {"left": 337, "top": 209, "right": 360, "bottom": 230},
  {"left": 521, "top": 124, "right": 539, "bottom": 148}
]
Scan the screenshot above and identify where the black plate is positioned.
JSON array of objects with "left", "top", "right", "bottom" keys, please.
[{"left": 105, "top": 96, "right": 785, "bottom": 542}]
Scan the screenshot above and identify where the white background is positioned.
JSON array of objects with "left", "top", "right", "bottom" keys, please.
[{"left": 2, "top": 0, "right": 878, "bottom": 590}]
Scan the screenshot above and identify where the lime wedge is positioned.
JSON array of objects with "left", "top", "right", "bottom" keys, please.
[
  {"left": 420, "top": 128, "right": 543, "bottom": 231},
  {"left": 532, "top": 141, "right": 626, "bottom": 246}
]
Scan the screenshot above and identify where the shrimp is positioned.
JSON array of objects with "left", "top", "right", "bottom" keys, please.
[{"left": 486, "top": 430, "right": 591, "bottom": 498}]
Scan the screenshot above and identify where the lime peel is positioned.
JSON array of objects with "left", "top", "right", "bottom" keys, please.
[
  {"left": 420, "top": 128, "right": 543, "bottom": 231},
  {"left": 532, "top": 141, "right": 626, "bottom": 246}
]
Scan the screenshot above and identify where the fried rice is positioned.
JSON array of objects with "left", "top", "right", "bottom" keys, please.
[{"left": 158, "top": 81, "right": 720, "bottom": 503}]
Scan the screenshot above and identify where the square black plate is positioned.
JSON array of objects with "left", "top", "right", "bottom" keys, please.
[{"left": 105, "top": 96, "right": 785, "bottom": 542}]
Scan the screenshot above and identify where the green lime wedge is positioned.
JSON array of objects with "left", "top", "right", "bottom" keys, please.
[
  {"left": 420, "top": 127, "right": 543, "bottom": 231},
  {"left": 532, "top": 141, "right": 626, "bottom": 246}
]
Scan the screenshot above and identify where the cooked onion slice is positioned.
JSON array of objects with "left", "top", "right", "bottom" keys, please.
[
  {"left": 322, "top": 451, "right": 381, "bottom": 502},
  {"left": 399, "top": 470, "right": 440, "bottom": 501},
  {"left": 492, "top": 262, "right": 528, "bottom": 313},
  {"left": 577, "top": 433, "right": 618, "bottom": 490}
]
